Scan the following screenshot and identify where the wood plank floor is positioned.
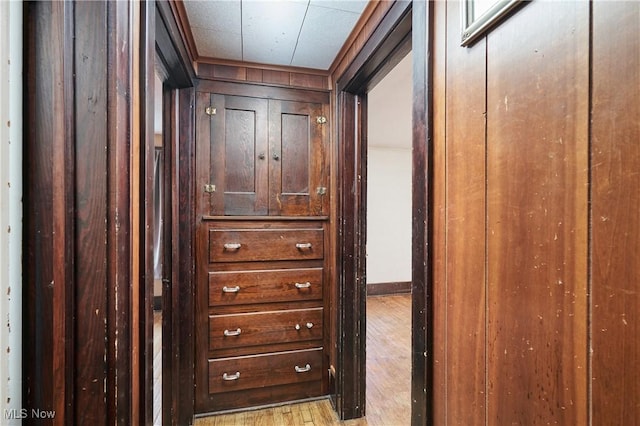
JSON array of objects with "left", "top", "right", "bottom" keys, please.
[{"left": 193, "top": 294, "right": 412, "bottom": 426}]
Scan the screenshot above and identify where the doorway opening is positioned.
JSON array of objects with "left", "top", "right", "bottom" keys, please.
[
  {"left": 335, "top": 1, "right": 433, "bottom": 424},
  {"left": 365, "top": 50, "right": 413, "bottom": 425}
]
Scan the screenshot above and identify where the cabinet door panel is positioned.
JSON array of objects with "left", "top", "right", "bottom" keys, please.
[
  {"left": 269, "top": 100, "right": 327, "bottom": 216},
  {"left": 197, "top": 94, "right": 269, "bottom": 215}
]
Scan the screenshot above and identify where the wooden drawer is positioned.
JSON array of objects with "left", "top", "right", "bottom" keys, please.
[
  {"left": 209, "top": 308, "right": 323, "bottom": 351},
  {"left": 208, "top": 348, "right": 323, "bottom": 394},
  {"left": 209, "top": 228, "right": 323, "bottom": 262},
  {"left": 208, "top": 268, "right": 323, "bottom": 306}
]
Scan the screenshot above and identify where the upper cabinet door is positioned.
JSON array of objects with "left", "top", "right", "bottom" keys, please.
[
  {"left": 196, "top": 92, "right": 328, "bottom": 217},
  {"left": 196, "top": 93, "right": 269, "bottom": 216},
  {"left": 269, "top": 100, "right": 328, "bottom": 216}
]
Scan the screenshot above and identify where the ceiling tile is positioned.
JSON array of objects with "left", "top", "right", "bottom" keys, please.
[
  {"left": 242, "top": 0, "right": 309, "bottom": 66},
  {"left": 292, "top": 4, "right": 361, "bottom": 69},
  {"left": 183, "top": 1, "right": 241, "bottom": 35},
  {"left": 309, "top": 0, "right": 368, "bottom": 14},
  {"left": 191, "top": 26, "right": 243, "bottom": 61},
  {"left": 184, "top": 1, "right": 242, "bottom": 60}
]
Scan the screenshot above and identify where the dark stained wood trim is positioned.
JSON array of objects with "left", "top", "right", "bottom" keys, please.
[
  {"left": 23, "top": 2, "right": 76, "bottom": 423},
  {"left": 24, "top": 1, "right": 146, "bottom": 423},
  {"left": 74, "top": 2, "right": 110, "bottom": 422},
  {"left": 161, "top": 87, "right": 175, "bottom": 426},
  {"left": 196, "top": 63, "right": 329, "bottom": 91},
  {"left": 197, "top": 58, "right": 329, "bottom": 77},
  {"left": 169, "top": 0, "right": 198, "bottom": 64},
  {"left": 195, "top": 79, "right": 330, "bottom": 104},
  {"left": 332, "top": 1, "right": 421, "bottom": 422},
  {"left": 140, "top": 1, "right": 156, "bottom": 423},
  {"left": 366, "top": 282, "right": 412, "bottom": 296},
  {"left": 156, "top": 0, "right": 196, "bottom": 88},
  {"left": 154, "top": 1, "right": 197, "bottom": 423},
  {"left": 335, "top": 91, "right": 367, "bottom": 419},
  {"left": 175, "top": 87, "right": 196, "bottom": 425},
  {"left": 411, "top": 1, "right": 433, "bottom": 424},
  {"left": 336, "top": 1, "right": 413, "bottom": 92}
]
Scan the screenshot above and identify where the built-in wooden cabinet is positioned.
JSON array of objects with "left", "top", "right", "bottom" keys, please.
[
  {"left": 195, "top": 92, "right": 329, "bottom": 217},
  {"left": 194, "top": 83, "right": 330, "bottom": 414}
]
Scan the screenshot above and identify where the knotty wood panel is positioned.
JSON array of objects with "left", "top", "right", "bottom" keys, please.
[
  {"left": 444, "top": 1, "right": 487, "bottom": 423},
  {"left": 486, "top": 2, "right": 589, "bottom": 423},
  {"left": 591, "top": 2, "right": 640, "bottom": 423}
]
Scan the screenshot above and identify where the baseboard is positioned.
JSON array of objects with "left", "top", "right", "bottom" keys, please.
[{"left": 366, "top": 281, "right": 411, "bottom": 296}]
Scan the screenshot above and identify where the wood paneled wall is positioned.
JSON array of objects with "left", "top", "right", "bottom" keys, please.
[
  {"left": 23, "top": 1, "right": 150, "bottom": 423},
  {"left": 197, "top": 62, "right": 329, "bottom": 91},
  {"left": 431, "top": 1, "right": 639, "bottom": 423}
]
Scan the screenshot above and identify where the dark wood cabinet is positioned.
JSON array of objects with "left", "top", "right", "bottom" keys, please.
[
  {"left": 194, "top": 85, "right": 330, "bottom": 414},
  {"left": 195, "top": 219, "right": 329, "bottom": 413},
  {"left": 196, "top": 93, "right": 329, "bottom": 217}
]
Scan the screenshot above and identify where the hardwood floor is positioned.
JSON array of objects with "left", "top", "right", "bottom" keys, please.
[
  {"left": 193, "top": 294, "right": 411, "bottom": 426},
  {"left": 154, "top": 311, "right": 162, "bottom": 425},
  {"left": 365, "top": 294, "right": 411, "bottom": 426}
]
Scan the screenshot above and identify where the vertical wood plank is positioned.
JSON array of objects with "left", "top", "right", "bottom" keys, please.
[
  {"left": 486, "top": 2, "right": 589, "bottom": 423},
  {"left": 139, "top": 1, "right": 155, "bottom": 422},
  {"left": 23, "top": 1, "right": 65, "bottom": 420},
  {"left": 176, "top": 88, "right": 196, "bottom": 425},
  {"left": 431, "top": 0, "right": 447, "bottom": 423},
  {"left": 411, "top": 1, "right": 432, "bottom": 424},
  {"left": 445, "top": 0, "right": 487, "bottom": 423},
  {"left": 74, "top": 1, "right": 109, "bottom": 422},
  {"left": 591, "top": 2, "right": 640, "bottom": 423}
]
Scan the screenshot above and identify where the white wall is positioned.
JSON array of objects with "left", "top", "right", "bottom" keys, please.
[
  {"left": 0, "top": 1, "right": 22, "bottom": 422},
  {"left": 366, "top": 147, "right": 412, "bottom": 284}
]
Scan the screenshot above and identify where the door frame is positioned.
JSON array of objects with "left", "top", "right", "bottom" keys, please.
[
  {"left": 335, "top": 1, "right": 434, "bottom": 424},
  {"left": 154, "top": 1, "right": 196, "bottom": 424}
]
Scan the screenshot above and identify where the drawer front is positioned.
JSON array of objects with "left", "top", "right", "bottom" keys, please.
[
  {"left": 209, "top": 308, "right": 323, "bottom": 351},
  {"left": 209, "top": 268, "right": 323, "bottom": 306},
  {"left": 208, "top": 348, "right": 323, "bottom": 394},
  {"left": 209, "top": 229, "right": 323, "bottom": 262}
]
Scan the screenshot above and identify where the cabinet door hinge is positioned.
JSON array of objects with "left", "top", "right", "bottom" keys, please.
[
  {"left": 316, "top": 116, "right": 327, "bottom": 124},
  {"left": 205, "top": 106, "right": 217, "bottom": 116},
  {"left": 204, "top": 184, "right": 216, "bottom": 193}
]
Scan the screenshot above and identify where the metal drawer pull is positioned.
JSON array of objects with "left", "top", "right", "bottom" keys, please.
[
  {"left": 295, "top": 364, "right": 311, "bottom": 373},
  {"left": 295, "top": 243, "right": 312, "bottom": 249},
  {"left": 295, "top": 282, "right": 311, "bottom": 289},
  {"left": 223, "top": 243, "right": 242, "bottom": 250},
  {"left": 222, "top": 372, "right": 240, "bottom": 381},
  {"left": 223, "top": 328, "right": 241, "bottom": 337},
  {"left": 222, "top": 286, "right": 240, "bottom": 293}
]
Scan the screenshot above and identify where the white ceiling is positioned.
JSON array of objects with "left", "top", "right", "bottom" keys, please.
[
  {"left": 368, "top": 51, "right": 412, "bottom": 149},
  {"left": 183, "top": 0, "right": 368, "bottom": 70}
]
